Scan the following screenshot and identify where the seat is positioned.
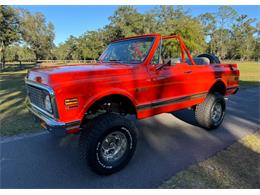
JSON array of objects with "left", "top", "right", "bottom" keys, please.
[
  {"left": 163, "top": 58, "right": 181, "bottom": 65},
  {"left": 186, "top": 57, "right": 210, "bottom": 65}
]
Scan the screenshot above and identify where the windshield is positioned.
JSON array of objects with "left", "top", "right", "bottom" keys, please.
[{"left": 100, "top": 37, "right": 155, "bottom": 64}]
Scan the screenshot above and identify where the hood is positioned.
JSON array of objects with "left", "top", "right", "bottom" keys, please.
[{"left": 27, "top": 63, "right": 133, "bottom": 86}]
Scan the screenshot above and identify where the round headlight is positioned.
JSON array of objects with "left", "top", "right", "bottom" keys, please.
[{"left": 44, "top": 95, "right": 52, "bottom": 113}]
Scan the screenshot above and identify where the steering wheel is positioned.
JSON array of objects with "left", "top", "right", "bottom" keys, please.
[{"left": 133, "top": 44, "right": 143, "bottom": 61}]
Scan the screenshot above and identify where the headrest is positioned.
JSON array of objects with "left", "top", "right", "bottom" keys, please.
[{"left": 186, "top": 57, "right": 210, "bottom": 65}]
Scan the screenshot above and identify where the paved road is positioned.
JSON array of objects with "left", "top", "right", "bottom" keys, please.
[{"left": 1, "top": 86, "right": 259, "bottom": 188}]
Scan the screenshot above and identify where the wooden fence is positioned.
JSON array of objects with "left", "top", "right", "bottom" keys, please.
[
  {"left": 1, "top": 60, "right": 97, "bottom": 70},
  {"left": 37, "top": 60, "right": 97, "bottom": 64}
]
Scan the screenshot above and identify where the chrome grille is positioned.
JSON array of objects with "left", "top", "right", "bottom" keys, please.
[{"left": 27, "top": 85, "right": 50, "bottom": 113}]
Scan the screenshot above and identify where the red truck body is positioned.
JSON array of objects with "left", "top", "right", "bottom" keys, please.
[{"left": 25, "top": 34, "right": 239, "bottom": 135}]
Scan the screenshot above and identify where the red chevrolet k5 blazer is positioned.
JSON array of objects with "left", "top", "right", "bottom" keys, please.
[{"left": 25, "top": 34, "right": 239, "bottom": 175}]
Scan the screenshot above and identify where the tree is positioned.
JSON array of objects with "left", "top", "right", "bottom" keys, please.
[
  {"left": 79, "top": 30, "right": 105, "bottom": 60},
  {"left": 210, "top": 28, "right": 232, "bottom": 59},
  {"left": 108, "top": 6, "right": 144, "bottom": 37},
  {"left": 230, "top": 15, "right": 256, "bottom": 60},
  {"left": 5, "top": 44, "right": 35, "bottom": 61},
  {"left": 198, "top": 13, "right": 217, "bottom": 53},
  {"left": 254, "top": 22, "right": 260, "bottom": 61},
  {"left": 0, "top": 5, "right": 20, "bottom": 69},
  {"left": 154, "top": 5, "right": 187, "bottom": 33},
  {"left": 54, "top": 36, "right": 81, "bottom": 60},
  {"left": 216, "top": 6, "right": 237, "bottom": 59},
  {"left": 142, "top": 12, "right": 157, "bottom": 34},
  {"left": 19, "top": 10, "right": 55, "bottom": 62},
  {"left": 40, "top": 5, "right": 259, "bottom": 62},
  {"left": 154, "top": 6, "right": 206, "bottom": 55}
]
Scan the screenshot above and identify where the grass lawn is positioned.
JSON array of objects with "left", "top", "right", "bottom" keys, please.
[
  {"left": 0, "top": 69, "right": 42, "bottom": 136},
  {"left": 224, "top": 61, "right": 260, "bottom": 86},
  {"left": 160, "top": 132, "right": 260, "bottom": 188},
  {"left": 0, "top": 61, "right": 259, "bottom": 136}
]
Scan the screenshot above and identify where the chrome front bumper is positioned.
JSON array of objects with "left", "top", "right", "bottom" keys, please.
[{"left": 26, "top": 99, "right": 80, "bottom": 136}]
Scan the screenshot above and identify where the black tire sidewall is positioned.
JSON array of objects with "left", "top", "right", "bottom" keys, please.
[
  {"left": 95, "top": 125, "right": 135, "bottom": 171},
  {"left": 197, "top": 53, "right": 221, "bottom": 64},
  {"left": 209, "top": 96, "right": 225, "bottom": 128},
  {"left": 79, "top": 113, "right": 137, "bottom": 175},
  {"left": 195, "top": 93, "right": 226, "bottom": 130}
]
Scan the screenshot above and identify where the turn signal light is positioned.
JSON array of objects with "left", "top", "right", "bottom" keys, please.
[{"left": 65, "top": 98, "right": 79, "bottom": 109}]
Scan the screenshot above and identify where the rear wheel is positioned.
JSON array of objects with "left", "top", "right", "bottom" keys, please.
[
  {"left": 195, "top": 93, "right": 225, "bottom": 130},
  {"left": 79, "top": 113, "right": 137, "bottom": 175}
]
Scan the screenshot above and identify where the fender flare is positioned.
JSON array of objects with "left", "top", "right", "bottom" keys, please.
[
  {"left": 79, "top": 89, "right": 138, "bottom": 121},
  {"left": 208, "top": 78, "right": 227, "bottom": 95}
]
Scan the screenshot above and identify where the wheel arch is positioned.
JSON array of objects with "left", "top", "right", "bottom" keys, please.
[
  {"left": 79, "top": 90, "right": 137, "bottom": 124},
  {"left": 209, "top": 79, "right": 227, "bottom": 96}
]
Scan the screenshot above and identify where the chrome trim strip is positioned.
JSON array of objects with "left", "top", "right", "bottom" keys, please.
[
  {"left": 227, "top": 86, "right": 239, "bottom": 94},
  {"left": 25, "top": 78, "right": 59, "bottom": 119},
  {"left": 137, "top": 92, "right": 208, "bottom": 111},
  {"left": 227, "top": 86, "right": 239, "bottom": 91},
  {"left": 25, "top": 78, "right": 55, "bottom": 95},
  {"left": 27, "top": 100, "right": 65, "bottom": 127},
  {"left": 26, "top": 100, "right": 80, "bottom": 134},
  {"left": 31, "top": 103, "right": 54, "bottom": 118}
]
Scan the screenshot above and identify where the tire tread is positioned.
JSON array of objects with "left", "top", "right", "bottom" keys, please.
[
  {"left": 79, "top": 113, "right": 137, "bottom": 175},
  {"left": 195, "top": 93, "right": 225, "bottom": 130}
]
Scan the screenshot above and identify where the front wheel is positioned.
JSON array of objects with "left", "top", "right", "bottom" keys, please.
[
  {"left": 79, "top": 113, "right": 137, "bottom": 175},
  {"left": 195, "top": 93, "right": 226, "bottom": 130}
]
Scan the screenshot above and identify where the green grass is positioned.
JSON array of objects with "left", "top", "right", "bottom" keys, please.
[
  {"left": 224, "top": 61, "right": 260, "bottom": 86},
  {"left": 238, "top": 61, "right": 260, "bottom": 86},
  {"left": 0, "top": 69, "right": 42, "bottom": 136},
  {"left": 160, "top": 132, "right": 260, "bottom": 189}
]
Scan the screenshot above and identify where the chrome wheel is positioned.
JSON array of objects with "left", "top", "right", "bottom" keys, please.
[
  {"left": 100, "top": 131, "right": 128, "bottom": 163},
  {"left": 211, "top": 102, "right": 223, "bottom": 124}
]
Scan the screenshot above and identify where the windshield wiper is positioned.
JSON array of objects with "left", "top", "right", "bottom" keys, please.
[{"left": 107, "top": 59, "right": 122, "bottom": 63}]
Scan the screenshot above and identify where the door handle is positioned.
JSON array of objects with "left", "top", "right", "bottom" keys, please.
[{"left": 183, "top": 70, "right": 192, "bottom": 74}]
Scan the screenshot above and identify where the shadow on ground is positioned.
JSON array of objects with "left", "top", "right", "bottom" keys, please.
[
  {"left": 0, "top": 69, "right": 42, "bottom": 136},
  {"left": 1, "top": 63, "right": 36, "bottom": 72},
  {"left": 160, "top": 137, "right": 260, "bottom": 188},
  {"left": 239, "top": 80, "right": 260, "bottom": 89},
  {"left": 1, "top": 86, "right": 259, "bottom": 188}
]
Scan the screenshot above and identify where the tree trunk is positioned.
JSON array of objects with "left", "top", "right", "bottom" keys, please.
[
  {"left": 19, "top": 60, "right": 23, "bottom": 69},
  {"left": 35, "top": 53, "right": 38, "bottom": 64},
  {"left": 35, "top": 52, "right": 40, "bottom": 67},
  {"left": 1, "top": 47, "right": 6, "bottom": 70}
]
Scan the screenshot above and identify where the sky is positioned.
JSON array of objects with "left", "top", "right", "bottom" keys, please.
[{"left": 15, "top": 5, "right": 260, "bottom": 45}]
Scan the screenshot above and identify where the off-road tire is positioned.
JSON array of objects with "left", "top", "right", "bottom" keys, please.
[
  {"left": 197, "top": 53, "right": 221, "bottom": 64},
  {"left": 195, "top": 93, "right": 225, "bottom": 130},
  {"left": 79, "top": 113, "right": 137, "bottom": 175}
]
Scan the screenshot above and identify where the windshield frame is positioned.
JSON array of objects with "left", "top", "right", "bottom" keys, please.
[{"left": 99, "top": 36, "right": 156, "bottom": 65}]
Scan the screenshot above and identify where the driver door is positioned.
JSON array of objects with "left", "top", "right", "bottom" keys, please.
[{"left": 147, "top": 38, "right": 193, "bottom": 109}]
